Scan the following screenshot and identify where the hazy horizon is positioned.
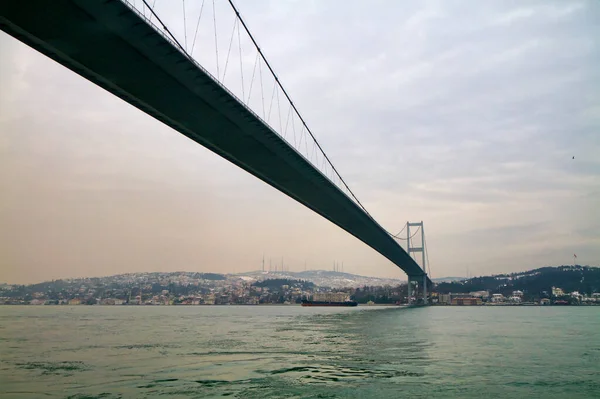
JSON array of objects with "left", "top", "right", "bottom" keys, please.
[
  {"left": 1, "top": 0, "right": 599, "bottom": 285},
  {"left": 3, "top": 264, "right": 600, "bottom": 286}
]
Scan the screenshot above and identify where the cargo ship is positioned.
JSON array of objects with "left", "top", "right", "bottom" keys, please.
[{"left": 301, "top": 292, "right": 357, "bottom": 307}]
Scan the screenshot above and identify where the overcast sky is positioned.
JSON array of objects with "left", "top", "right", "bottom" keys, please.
[{"left": 1, "top": 0, "right": 599, "bottom": 284}]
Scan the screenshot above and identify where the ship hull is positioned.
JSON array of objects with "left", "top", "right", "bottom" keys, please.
[{"left": 301, "top": 300, "right": 358, "bottom": 307}]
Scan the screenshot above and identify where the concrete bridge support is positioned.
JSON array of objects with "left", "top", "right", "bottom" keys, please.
[{"left": 407, "top": 274, "right": 429, "bottom": 305}]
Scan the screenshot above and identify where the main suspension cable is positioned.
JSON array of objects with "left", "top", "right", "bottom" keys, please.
[
  {"left": 148, "top": 0, "right": 158, "bottom": 23},
  {"left": 143, "top": 0, "right": 405, "bottom": 243},
  {"left": 392, "top": 224, "right": 407, "bottom": 238},
  {"left": 141, "top": 0, "right": 188, "bottom": 56},
  {"left": 225, "top": 0, "right": 372, "bottom": 218},
  {"left": 395, "top": 226, "right": 420, "bottom": 241}
]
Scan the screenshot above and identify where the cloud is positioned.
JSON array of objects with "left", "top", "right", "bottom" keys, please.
[{"left": 1, "top": 0, "right": 599, "bottom": 284}]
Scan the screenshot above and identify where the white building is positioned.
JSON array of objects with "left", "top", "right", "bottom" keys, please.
[
  {"left": 491, "top": 294, "right": 504, "bottom": 303},
  {"left": 508, "top": 296, "right": 522, "bottom": 303}
]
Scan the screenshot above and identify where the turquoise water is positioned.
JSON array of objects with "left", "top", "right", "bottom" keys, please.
[{"left": 0, "top": 306, "right": 598, "bottom": 398}]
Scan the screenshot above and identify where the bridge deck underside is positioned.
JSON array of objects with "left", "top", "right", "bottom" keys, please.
[{"left": 0, "top": 0, "right": 426, "bottom": 278}]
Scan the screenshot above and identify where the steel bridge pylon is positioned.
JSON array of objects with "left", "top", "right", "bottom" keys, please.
[{"left": 405, "top": 221, "right": 429, "bottom": 305}]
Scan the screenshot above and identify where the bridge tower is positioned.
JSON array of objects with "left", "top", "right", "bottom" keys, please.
[{"left": 406, "top": 221, "right": 428, "bottom": 305}]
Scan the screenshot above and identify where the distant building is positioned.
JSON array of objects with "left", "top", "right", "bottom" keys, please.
[
  {"left": 491, "top": 294, "right": 504, "bottom": 303},
  {"left": 540, "top": 298, "right": 550, "bottom": 305},
  {"left": 469, "top": 291, "right": 490, "bottom": 299},
  {"left": 438, "top": 294, "right": 451, "bottom": 305},
  {"left": 204, "top": 294, "right": 215, "bottom": 305},
  {"left": 68, "top": 298, "right": 81, "bottom": 305},
  {"left": 508, "top": 296, "right": 522, "bottom": 303},
  {"left": 246, "top": 297, "right": 259, "bottom": 305},
  {"left": 552, "top": 287, "right": 564, "bottom": 297},
  {"left": 450, "top": 293, "right": 473, "bottom": 299},
  {"left": 451, "top": 297, "right": 482, "bottom": 306}
]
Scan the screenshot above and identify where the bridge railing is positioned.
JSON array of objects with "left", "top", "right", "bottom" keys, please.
[{"left": 120, "top": 0, "right": 370, "bottom": 214}]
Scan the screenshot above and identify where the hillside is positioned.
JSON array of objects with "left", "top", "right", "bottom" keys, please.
[
  {"left": 252, "top": 278, "right": 315, "bottom": 291},
  {"left": 3, "top": 266, "right": 598, "bottom": 304},
  {"left": 233, "top": 269, "right": 405, "bottom": 288},
  {"left": 435, "top": 265, "right": 600, "bottom": 297}
]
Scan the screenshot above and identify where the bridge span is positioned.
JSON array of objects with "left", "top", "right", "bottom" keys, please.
[{"left": 0, "top": 0, "right": 430, "bottom": 287}]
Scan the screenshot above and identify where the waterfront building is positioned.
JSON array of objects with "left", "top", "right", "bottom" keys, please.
[
  {"left": 508, "top": 296, "right": 522, "bottom": 303},
  {"left": 451, "top": 297, "right": 482, "bottom": 306},
  {"left": 491, "top": 294, "right": 504, "bottom": 303}
]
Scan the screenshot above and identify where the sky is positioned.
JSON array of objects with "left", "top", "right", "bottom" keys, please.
[{"left": 1, "top": 0, "right": 599, "bottom": 284}]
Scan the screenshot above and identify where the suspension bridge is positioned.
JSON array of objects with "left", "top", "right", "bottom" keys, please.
[{"left": 0, "top": 0, "right": 432, "bottom": 303}]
